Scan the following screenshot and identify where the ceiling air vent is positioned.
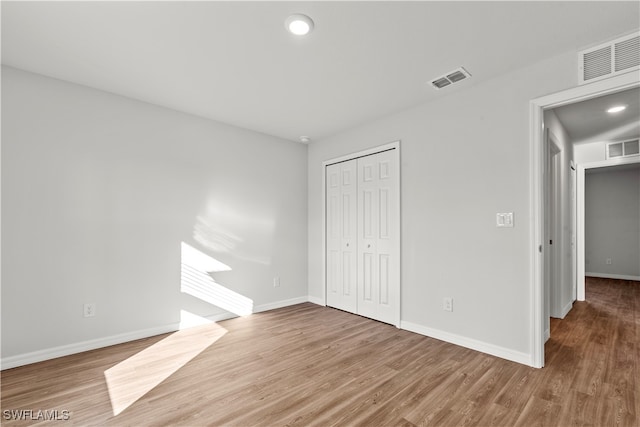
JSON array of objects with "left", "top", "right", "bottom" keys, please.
[
  {"left": 624, "top": 140, "right": 640, "bottom": 156},
  {"left": 607, "top": 142, "right": 624, "bottom": 158},
  {"left": 606, "top": 139, "right": 639, "bottom": 159},
  {"left": 430, "top": 67, "right": 471, "bottom": 90},
  {"left": 579, "top": 32, "right": 640, "bottom": 85}
]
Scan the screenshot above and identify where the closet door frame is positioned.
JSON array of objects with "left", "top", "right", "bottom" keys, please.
[{"left": 321, "top": 140, "right": 401, "bottom": 327}]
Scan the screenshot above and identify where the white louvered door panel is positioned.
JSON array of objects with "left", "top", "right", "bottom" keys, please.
[{"left": 326, "top": 160, "right": 357, "bottom": 313}]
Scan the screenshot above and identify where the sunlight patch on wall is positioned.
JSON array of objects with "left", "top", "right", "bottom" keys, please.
[
  {"left": 194, "top": 214, "right": 243, "bottom": 253},
  {"left": 104, "top": 319, "right": 227, "bottom": 416},
  {"left": 193, "top": 201, "right": 275, "bottom": 265},
  {"left": 181, "top": 241, "right": 231, "bottom": 273},
  {"left": 181, "top": 242, "right": 254, "bottom": 316}
]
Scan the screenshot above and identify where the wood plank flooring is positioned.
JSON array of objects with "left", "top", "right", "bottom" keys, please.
[{"left": 1, "top": 277, "right": 638, "bottom": 426}]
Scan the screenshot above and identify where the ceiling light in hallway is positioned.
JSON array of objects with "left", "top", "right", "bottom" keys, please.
[
  {"left": 607, "top": 105, "right": 627, "bottom": 113},
  {"left": 285, "top": 14, "right": 314, "bottom": 36}
]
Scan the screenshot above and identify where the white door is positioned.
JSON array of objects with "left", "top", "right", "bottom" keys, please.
[
  {"left": 325, "top": 145, "right": 400, "bottom": 326},
  {"left": 550, "top": 151, "right": 560, "bottom": 317},
  {"left": 546, "top": 133, "right": 562, "bottom": 320},
  {"left": 326, "top": 160, "right": 358, "bottom": 313},
  {"left": 357, "top": 150, "right": 399, "bottom": 325}
]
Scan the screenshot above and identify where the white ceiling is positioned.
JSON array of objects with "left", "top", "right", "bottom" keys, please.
[
  {"left": 2, "top": 1, "right": 639, "bottom": 142},
  {"left": 553, "top": 87, "right": 640, "bottom": 145}
]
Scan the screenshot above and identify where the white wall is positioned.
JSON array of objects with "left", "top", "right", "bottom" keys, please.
[
  {"left": 544, "top": 110, "right": 575, "bottom": 318},
  {"left": 574, "top": 138, "right": 639, "bottom": 165},
  {"left": 1, "top": 67, "right": 308, "bottom": 362},
  {"left": 574, "top": 141, "right": 607, "bottom": 164},
  {"left": 585, "top": 166, "right": 640, "bottom": 278},
  {"left": 308, "top": 51, "right": 579, "bottom": 363}
]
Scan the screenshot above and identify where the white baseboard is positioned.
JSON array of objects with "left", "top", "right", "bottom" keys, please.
[
  {"left": 3, "top": 298, "right": 539, "bottom": 370},
  {"left": 1, "top": 296, "right": 311, "bottom": 370},
  {"left": 560, "top": 300, "right": 573, "bottom": 318},
  {"left": 586, "top": 272, "right": 640, "bottom": 281},
  {"left": 544, "top": 328, "right": 550, "bottom": 342},
  {"left": 307, "top": 295, "right": 325, "bottom": 306},
  {"left": 400, "top": 321, "right": 532, "bottom": 367},
  {"left": 253, "top": 296, "right": 309, "bottom": 313},
  {"left": 0, "top": 323, "right": 183, "bottom": 371}
]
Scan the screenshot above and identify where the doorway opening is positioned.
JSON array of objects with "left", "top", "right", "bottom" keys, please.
[
  {"left": 530, "top": 72, "right": 639, "bottom": 368},
  {"left": 578, "top": 159, "right": 640, "bottom": 294}
]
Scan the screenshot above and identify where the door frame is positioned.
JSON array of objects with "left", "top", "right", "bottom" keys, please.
[
  {"left": 545, "top": 131, "right": 562, "bottom": 325},
  {"left": 529, "top": 72, "right": 639, "bottom": 368},
  {"left": 571, "top": 160, "right": 577, "bottom": 303},
  {"left": 321, "top": 140, "right": 401, "bottom": 327},
  {"left": 576, "top": 155, "right": 640, "bottom": 299}
]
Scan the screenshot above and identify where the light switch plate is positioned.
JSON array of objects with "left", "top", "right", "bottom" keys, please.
[{"left": 496, "top": 212, "right": 514, "bottom": 228}]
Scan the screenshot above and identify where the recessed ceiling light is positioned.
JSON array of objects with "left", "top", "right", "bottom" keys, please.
[
  {"left": 285, "top": 14, "right": 314, "bottom": 36},
  {"left": 607, "top": 105, "right": 627, "bottom": 113},
  {"left": 299, "top": 136, "right": 311, "bottom": 144}
]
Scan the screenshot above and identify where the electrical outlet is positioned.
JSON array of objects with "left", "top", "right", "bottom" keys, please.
[
  {"left": 84, "top": 303, "right": 96, "bottom": 318},
  {"left": 273, "top": 276, "right": 280, "bottom": 287},
  {"left": 606, "top": 258, "right": 612, "bottom": 265},
  {"left": 443, "top": 297, "right": 453, "bottom": 312}
]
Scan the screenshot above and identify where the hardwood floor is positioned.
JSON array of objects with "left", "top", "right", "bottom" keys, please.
[{"left": 1, "top": 277, "right": 638, "bottom": 426}]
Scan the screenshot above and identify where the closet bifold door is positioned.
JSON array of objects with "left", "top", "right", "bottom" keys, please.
[
  {"left": 326, "top": 160, "right": 358, "bottom": 313},
  {"left": 357, "top": 150, "right": 398, "bottom": 325}
]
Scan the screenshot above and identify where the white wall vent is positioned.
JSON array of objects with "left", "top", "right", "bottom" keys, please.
[
  {"left": 579, "top": 32, "right": 640, "bottom": 85},
  {"left": 606, "top": 139, "right": 640, "bottom": 159},
  {"left": 430, "top": 67, "right": 471, "bottom": 90}
]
